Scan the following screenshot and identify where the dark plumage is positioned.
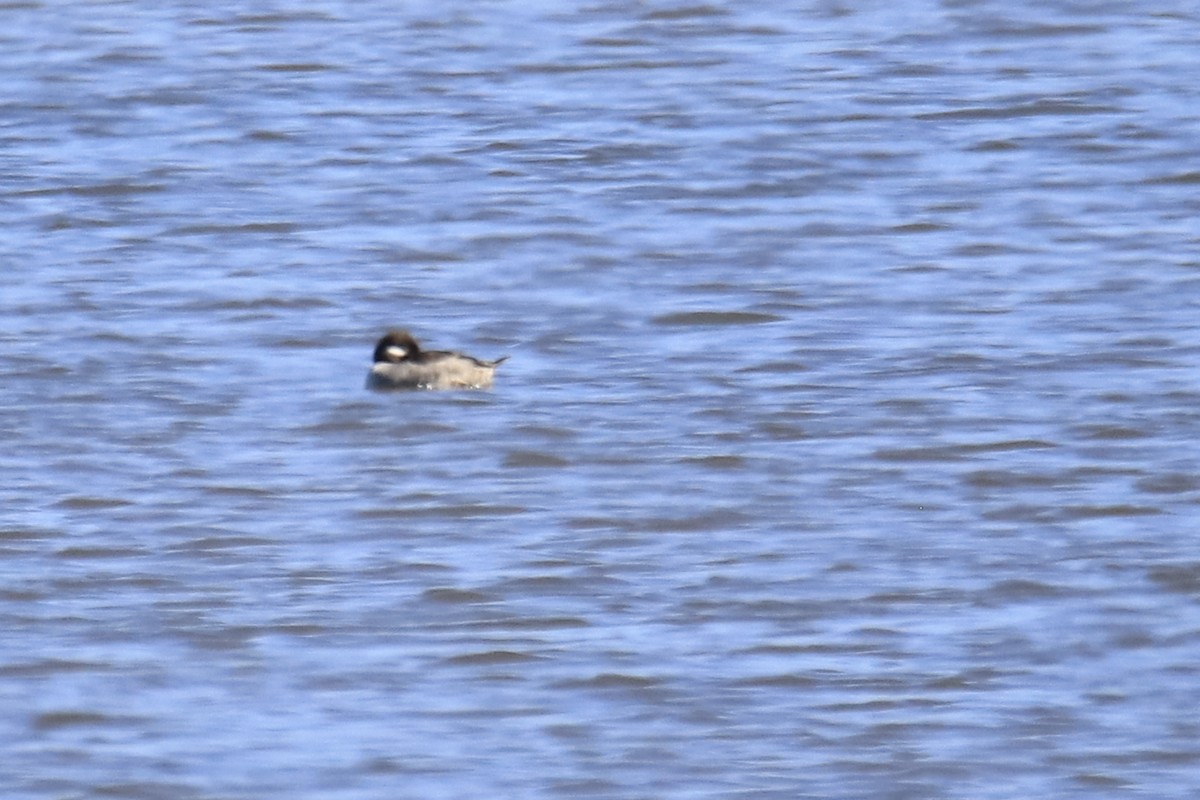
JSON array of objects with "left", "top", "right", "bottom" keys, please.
[{"left": 367, "top": 330, "right": 508, "bottom": 390}]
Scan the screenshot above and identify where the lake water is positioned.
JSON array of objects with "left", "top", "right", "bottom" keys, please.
[{"left": 3, "top": 1, "right": 1199, "bottom": 798}]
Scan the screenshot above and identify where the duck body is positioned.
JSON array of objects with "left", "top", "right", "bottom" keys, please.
[{"left": 367, "top": 330, "right": 508, "bottom": 390}]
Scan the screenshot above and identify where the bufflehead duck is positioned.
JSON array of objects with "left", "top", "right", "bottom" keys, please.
[{"left": 367, "top": 330, "right": 509, "bottom": 390}]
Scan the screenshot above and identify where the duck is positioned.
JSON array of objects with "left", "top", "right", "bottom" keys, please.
[{"left": 367, "top": 330, "right": 509, "bottom": 390}]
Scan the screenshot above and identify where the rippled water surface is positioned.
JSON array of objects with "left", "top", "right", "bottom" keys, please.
[{"left": 3, "top": 1, "right": 1200, "bottom": 798}]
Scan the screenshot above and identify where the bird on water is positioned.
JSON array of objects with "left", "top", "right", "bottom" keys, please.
[{"left": 366, "top": 330, "right": 509, "bottom": 390}]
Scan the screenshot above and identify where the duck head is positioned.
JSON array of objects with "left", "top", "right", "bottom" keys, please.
[{"left": 373, "top": 330, "right": 421, "bottom": 363}]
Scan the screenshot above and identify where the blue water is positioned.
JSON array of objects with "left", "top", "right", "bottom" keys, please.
[{"left": 3, "top": 2, "right": 1200, "bottom": 798}]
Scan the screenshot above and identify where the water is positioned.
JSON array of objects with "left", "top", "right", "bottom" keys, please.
[{"left": 3, "top": 1, "right": 1199, "bottom": 797}]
